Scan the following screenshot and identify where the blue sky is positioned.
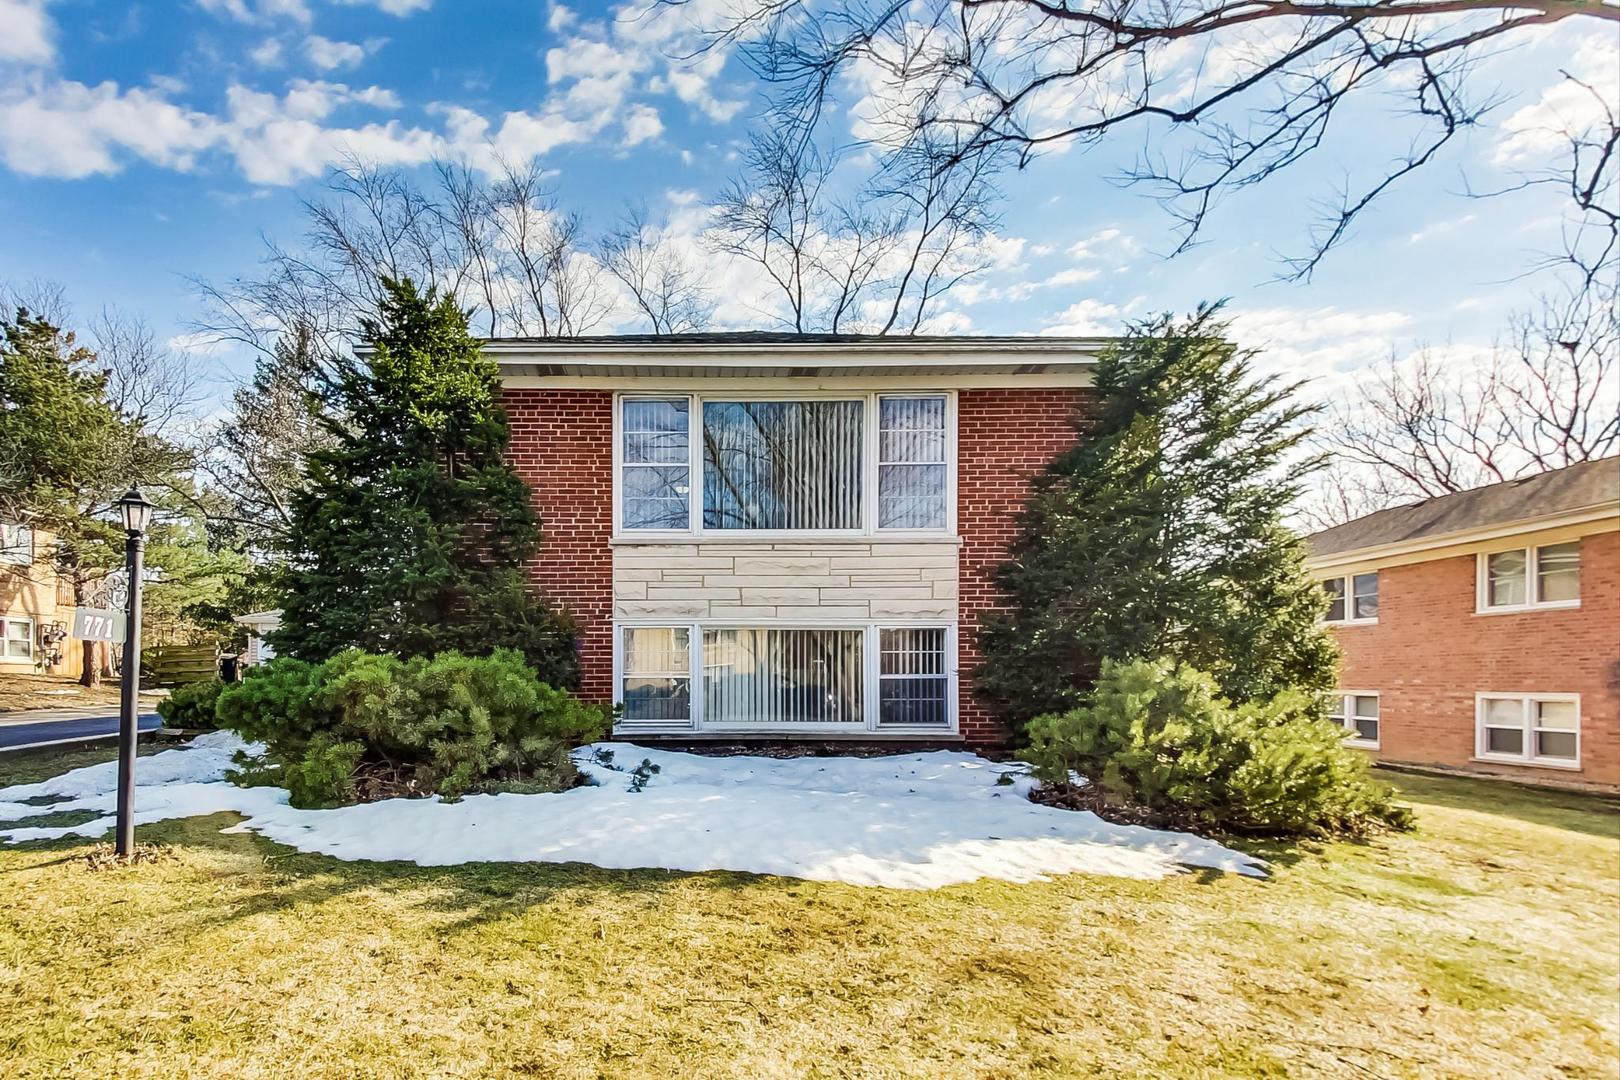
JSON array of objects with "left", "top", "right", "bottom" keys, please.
[{"left": 0, "top": 0, "right": 1613, "bottom": 405}]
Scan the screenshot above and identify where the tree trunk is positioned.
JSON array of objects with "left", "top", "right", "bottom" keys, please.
[{"left": 80, "top": 639, "right": 100, "bottom": 688}]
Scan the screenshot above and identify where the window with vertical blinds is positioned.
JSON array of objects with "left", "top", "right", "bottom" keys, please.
[
  {"left": 702, "top": 628, "right": 864, "bottom": 725},
  {"left": 702, "top": 401, "right": 864, "bottom": 530},
  {"left": 618, "top": 395, "right": 952, "bottom": 534}
]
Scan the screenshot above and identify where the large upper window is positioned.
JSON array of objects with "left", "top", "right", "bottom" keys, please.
[
  {"left": 1321, "top": 572, "right": 1377, "bottom": 624},
  {"left": 618, "top": 394, "right": 950, "bottom": 534},
  {"left": 1477, "top": 694, "right": 1579, "bottom": 767},
  {"left": 1479, "top": 542, "right": 1580, "bottom": 612},
  {"left": 1, "top": 522, "right": 32, "bottom": 566},
  {"left": 703, "top": 400, "right": 864, "bottom": 530}
]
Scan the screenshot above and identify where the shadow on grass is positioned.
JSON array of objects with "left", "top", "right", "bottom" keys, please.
[
  {"left": 1379, "top": 767, "right": 1620, "bottom": 841},
  {"left": 3, "top": 809, "right": 799, "bottom": 941}
]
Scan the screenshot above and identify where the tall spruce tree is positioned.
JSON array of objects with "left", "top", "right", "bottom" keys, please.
[
  {"left": 977, "top": 305, "right": 1337, "bottom": 731},
  {"left": 270, "top": 278, "right": 577, "bottom": 687}
]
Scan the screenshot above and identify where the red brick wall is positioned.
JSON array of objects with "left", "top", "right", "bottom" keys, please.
[
  {"left": 956, "top": 387, "right": 1099, "bottom": 745},
  {"left": 1332, "top": 529, "right": 1620, "bottom": 789},
  {"left": 501, "top": 389, "right": 615, "bottom": 702}
]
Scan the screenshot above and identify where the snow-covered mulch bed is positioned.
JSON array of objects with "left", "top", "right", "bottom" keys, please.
[{"left": 0, "top": 733, "right": 1265, "bottom": 887}]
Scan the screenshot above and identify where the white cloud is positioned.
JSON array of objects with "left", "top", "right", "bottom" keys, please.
[
  {"left": 166, "top": 331, "right": 226, "bottom": 355},
  {"left": 622, "top": 103, "right": 663, "bottom": 146},
  {"left": 249, "top": 38, "right": 284, "bottom": 67},
  {"left": 1225, "top": 305, "right": 1415, "bottom": 383},
  {"left": 1408, "top": 213, "right": 1476, "bottom": 245},
  {"left": 196, "top": 0, "right": 312, "bottom": 26},
  {"left": 0, "top": 0, "right": 53, "bottom": 65},
  {"left": 1495, "top": 36, "right": 1620, "bottom": 166},
  {"left": 0, "top": 79, "right": 217, "bottom": 178},
  {"left": 333, "top": 0, "right": 431, "bottom": 15},
  {"left": 1068, "top": 227, "right": 1138, "bottom": 261},
  {"left": 1041, "top": 299, "right": 1122, "bottom": 336},
  {"left": 304, "top": 35, "right": 369, "bottom": 72},
  {"left": 1046, "top": 267, "right": 1101, "bottom": 287},
  {"left": 547, "top": 3, "right": 576, "bottom": 32}
]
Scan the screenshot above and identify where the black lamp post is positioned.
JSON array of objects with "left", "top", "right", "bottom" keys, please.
[{"left": 114, "top": 486, "right": 154, "bottom": 857}]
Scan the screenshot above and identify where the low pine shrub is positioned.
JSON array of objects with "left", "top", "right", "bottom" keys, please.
[
  {"left": 1024, "top": 657, "right": 1412, "bottom": 838},
  {"left": 156, "top": 680, "right": 226, "bottom": 730},
  {"left": 215, "top": 648, "right": 609, "bottom": 807}
]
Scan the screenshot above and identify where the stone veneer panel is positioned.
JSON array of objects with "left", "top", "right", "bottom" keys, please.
[{"left": 613, "top": 541, "right": 959, "bottom": 622}]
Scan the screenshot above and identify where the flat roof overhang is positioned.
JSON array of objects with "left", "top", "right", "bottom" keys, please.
[{"left": 479, "top": 336, "right": 1108, "bottom": 379}]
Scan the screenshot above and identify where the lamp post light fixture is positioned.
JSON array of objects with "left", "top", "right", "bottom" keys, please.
[{"left": 113, "top": 486, "right": 154, "bottom": 857}]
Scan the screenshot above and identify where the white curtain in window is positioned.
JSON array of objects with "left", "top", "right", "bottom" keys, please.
[
  {"left": 702, "top": 628, "right": 863, "bottom": 724},
  {"left": 878, "top": 397, "right": 947, "bottom": 529},
  {"left": 702, "top": 401, "right": 863, "bottom": 530}
]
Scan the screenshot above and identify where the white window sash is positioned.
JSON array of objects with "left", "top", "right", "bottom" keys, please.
[
  {"left": 613, "top": 391, "right": 956, "bottom": 539},
  {"left": 1321, "top": 574, "right": 1377, "bottom": 625},
  {"left": 1476, "top": 544, "right": 1582, "bottom": 614},
  {"left": 613, "top": 620, "right": 958, "bottom": 733},
  {"left": 1330, "top": 691, "right": 1380, "bottom": 748},
  {"left": 1475, "top": 693, "right": 1581, "bottom": 768},
  {"left": 2, "top": 616, "right": 34, "bottom": 662}
]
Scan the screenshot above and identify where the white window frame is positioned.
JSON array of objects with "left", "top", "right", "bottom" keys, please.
[
  {"left": 612, "top": 619, "right": 958, "bottom": 734},
  {"left": 1328, "top": 691, "right": 1381, "bottom": 749},
  {"left": 1475, "top": 542, "right": 1581, "bottom": 614},
  {"left": 1, "top": 522, "right": 33, "bottom": 566},
  {"left": 2, "top": 615, "right": 35, "bottom": 663},
  {"left": 611, "top": 391, "right": 957, "bottom": 539},
  {"left": 1320, "top": 572, "right": 1378, "bottom": 626},
  {"left": 1475, "top": 693, "right": 1581, "bottom": 769}
]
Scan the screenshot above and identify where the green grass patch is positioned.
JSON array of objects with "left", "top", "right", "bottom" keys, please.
[{"left": 1, "top": 747, "right": 1616, "bottom": 1077}]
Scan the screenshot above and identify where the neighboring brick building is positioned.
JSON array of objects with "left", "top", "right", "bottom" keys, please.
[
  {"left": 494, "top": 332, "right": 1102, "bottom": 746},
  {"left": 1307, "top": 459, "right": 1620, "bottom": 791}
]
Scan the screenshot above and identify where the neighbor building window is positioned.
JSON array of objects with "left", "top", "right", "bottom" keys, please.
[
  {"left": 702, "top": 627, "right": 865, "bottom": 726},
  {"left": 0, "top": 522, "right": 32, "bottom": 566},
  {"left": 3, "top": 617, "right": 34, "bottom": 662},
  {"left": 1479, "top": 542, "right": 1580, "bottom": 612},
  {"left": 617, "top": 394, "right": 951, "bottom": 535},
  {"left": 1328, "top": 692, "right": 1380, "bottom": 747},
  {"left": 620, "top": 627, "right": 692, "bottom": 726},
  {"left": 1321, "top": 572, "right": 1378, "bottom": 624},
  {"left": 1477, "top": 694, "right": 1579, "bottom": 767},
  {"left": 878, "top": 627, "right": 950, "bottom": 727}
]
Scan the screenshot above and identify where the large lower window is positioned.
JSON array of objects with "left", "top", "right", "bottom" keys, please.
[
  {"left": 1479, "top": 542, "right": 1580, "bottom": 612},
  {"left": 1478, "top": 694, "right": 1580, "bottom": 767},
  {"left": 878, "top": 628, "right": 949, "bottom": 727},
  {"left": 3, "top": 617, "right": 34, "bottom": 662},
  {"left": 620, "top": 627, "right": 692, "bottom": 726},
  {"left": 616, "top": 624, "right": 953, "bottom": 730},
  {"left": 703, "top": 628, "right": 865, "bottom": 725},
  {"left": 1328, "top": 692, "right": 1379, "bottom": 746},
  {"left": 618, "top": 394, "right": 950, "bottom": 535}
]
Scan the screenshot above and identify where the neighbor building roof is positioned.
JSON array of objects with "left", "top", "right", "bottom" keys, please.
[{"left": 1308, "top": 457, "right": 1620, "bottom": 559}]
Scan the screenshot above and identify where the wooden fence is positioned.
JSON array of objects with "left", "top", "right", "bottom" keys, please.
[{"left": 144, "top": 644, "right": 217, "bottom": 686}]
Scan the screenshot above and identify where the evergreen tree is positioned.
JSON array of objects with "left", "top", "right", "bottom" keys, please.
[
  {"left": 977, "top": 305, "right": 1337, "bottom": 731},
  {"left": 0, "top": 309, "right": 191, "bottom": 684},
  {"left": 270, "top": 278, "right": 577, "bottom": 687}
]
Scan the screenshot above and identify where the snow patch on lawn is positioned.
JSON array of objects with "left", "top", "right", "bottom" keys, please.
[{"left": 0, "top": 735, "right": 1266, "bottom": 886}]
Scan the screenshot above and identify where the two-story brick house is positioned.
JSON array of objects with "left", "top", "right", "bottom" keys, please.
[
  {"left": 1306, "top": 458, "right": 1620, "bottom": 791},
  {"left": 496, "top": 332, "right": 1103, "bottom": 746}
]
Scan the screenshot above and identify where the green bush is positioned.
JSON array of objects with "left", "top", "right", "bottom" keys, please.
[
  {"left": 156, "top": 680, "right": 226, "bottom": 730},
  {"left": 1024, "top": 657, "right": 1412, "bottom": 838},
  {"left": 216, "top": 647, "right": 609, "bottom": 808}
]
